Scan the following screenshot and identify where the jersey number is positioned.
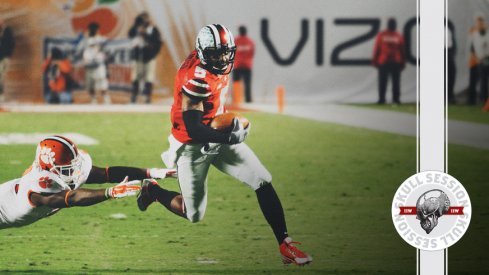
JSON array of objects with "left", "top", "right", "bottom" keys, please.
[{"left": 194, "top": 66, "right": 207, "bottom": 78}]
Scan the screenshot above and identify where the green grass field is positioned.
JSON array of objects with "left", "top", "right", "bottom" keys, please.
[
  {"left": 352, "top": 103, "right": 489, "bottom": 125},
  {"left": 0, "top": 112, "right": 487, "bottom": 274}
]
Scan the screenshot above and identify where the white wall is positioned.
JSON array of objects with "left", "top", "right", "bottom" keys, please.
[{"left": 146, "top": 0, "right": 417, "bottom": 103}]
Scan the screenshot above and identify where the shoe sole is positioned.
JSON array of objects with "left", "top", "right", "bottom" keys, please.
[
  {"left": 281, "top": 255, "right": 312, "bottom": 266},
  {"left": 137, "top": 194, "right": 148, "bottom": 212},
  {"left": 137, "top": 185, "right": 150, "bottom": 212}
]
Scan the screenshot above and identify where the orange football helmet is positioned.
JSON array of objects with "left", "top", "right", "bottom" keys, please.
[{"left": 35, "top": 135, "right": 82, "bottom": 183}]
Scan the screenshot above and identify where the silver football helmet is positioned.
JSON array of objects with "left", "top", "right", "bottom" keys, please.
[{"left": 195, "top": 24, "right": 236, "bottom": 75}]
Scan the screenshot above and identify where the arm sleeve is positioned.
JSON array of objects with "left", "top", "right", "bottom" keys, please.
[
  {"left": 86, "top": 166, "right": 148, "bottom": 184},
  {"left": 183, "top": 110, "right": 231, "bottom": 143}
]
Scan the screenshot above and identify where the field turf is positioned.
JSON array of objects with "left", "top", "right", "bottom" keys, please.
[
  {"left": 351, "top": 103, "right": 489, "bottom": 125},
  {"left": 0, "top": 112, "right": 487, "bottom": 274}
]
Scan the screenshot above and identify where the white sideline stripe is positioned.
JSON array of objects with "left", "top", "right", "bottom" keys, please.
[
  {"left": 182, "top": 86, "right": 211, "bottom": 97},
  {"left": 0, "top": 133, "right": 99, "bottom": 145}
]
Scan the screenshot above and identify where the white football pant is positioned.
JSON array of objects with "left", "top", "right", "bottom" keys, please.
[{"left": 163, "top": 135, "right": 272, "bottom": 223}]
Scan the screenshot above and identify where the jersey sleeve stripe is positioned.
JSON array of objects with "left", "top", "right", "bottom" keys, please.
[
  {"left": 182, "top": 86, "right": 211, "bottom": 98},
  {"left": 189, "top": 79, "right": 209, "bottom": 88}
]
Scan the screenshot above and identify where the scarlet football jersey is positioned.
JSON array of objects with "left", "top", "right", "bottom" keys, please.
[{"left": 171, "top": 51, "right": 230, "bottom": 143}]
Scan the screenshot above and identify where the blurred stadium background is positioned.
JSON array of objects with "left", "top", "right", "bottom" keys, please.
[{"left": 0, "top": 0, "right": 488, "bottom": 274}]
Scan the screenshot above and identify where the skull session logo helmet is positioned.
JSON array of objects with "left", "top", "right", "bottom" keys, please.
[
  {"left": 392, "top": 171, "right": 471, "bottom": 251},
  {"left": 416, "top": 189, "right": 450, "bottom": 234}
]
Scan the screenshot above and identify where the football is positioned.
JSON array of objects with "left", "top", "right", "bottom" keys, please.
[{"left": 210, "top": 112, "right": 249, "bottom": 132}]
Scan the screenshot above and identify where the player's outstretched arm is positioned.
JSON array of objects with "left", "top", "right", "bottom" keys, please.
[
  {"left": 30, "top": 189, "right": 107, "bottom": 208},
  {"left": 86, "top": 166, "right": 176, "bottom": 184},
  {"left": 30, "top": 177, "right": 141, "bottom": 208}
]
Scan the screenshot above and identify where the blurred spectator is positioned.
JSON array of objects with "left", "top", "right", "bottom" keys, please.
[
  {"left": 470, "top": 15, "right": 489, "bottom": 105},
  {"left": 42, "top": 47, "right": 74, "bottom": 104},
  {"left": 467, "top": 17, "right": 481, "bottom": 105},
  {"left": 79, "top": 22, "right": 110, "bottom": 104},
  {"left": 128, "top": 12, "right": 162, "bottom": 104},
  {"left": 372, "top": 18, "right": 405, "bottom": 105},
  {"left": 233, "top": 25, "right": 255, "bottom": 103},
  {"left": 447, "top": 24, "right": 457, "bottom": 104},
  {"left": 0, "top": 20, "right": 15, "bottom": 103}
]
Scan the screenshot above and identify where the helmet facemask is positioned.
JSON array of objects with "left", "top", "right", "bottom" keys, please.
[
  {"left": 50, "top": 155, "right": 82, "bottom": 184},
  {"left": 201, "top": 46, "right": 235, "bottom": 75}
]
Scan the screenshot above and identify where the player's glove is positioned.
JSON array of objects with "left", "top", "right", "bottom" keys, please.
[
  {"left": 105, "top": 176, "right": 141, "bottom": 199},
  {"left": 228, "top": 118, "right": 250, "bottom": 144},
  {"left": 147, "top": 168, "right": 177, "bottom": 179}
]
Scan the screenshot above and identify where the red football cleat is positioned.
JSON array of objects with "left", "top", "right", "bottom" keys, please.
[
  {"left": 279, "top": 237, "right": 313, "bottom": 266},
  {"left": 137, "top": 179, "right": 157, "bottom": 211}
]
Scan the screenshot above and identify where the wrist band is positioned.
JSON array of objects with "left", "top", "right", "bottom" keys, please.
[
  {"left": 64, "top": 190, "right": 72, "bottom": 207},
  {"left": 105, "top": 188, "right": 112, "bottom": 199}
]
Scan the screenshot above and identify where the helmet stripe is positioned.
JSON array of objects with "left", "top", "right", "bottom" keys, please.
[
  {"left": 45, "top": 136, "right": 77, "bottom": 159},
  {"left": 224, "top": 26, "right": 235, "bottom": 46},
  {"left": 207, "top": 24, "right": 221, "bottom": 47},
  {"left": 214, "top": 24, "right": 229, "bottom": 44}
]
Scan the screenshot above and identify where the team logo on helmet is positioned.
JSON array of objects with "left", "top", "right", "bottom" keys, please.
[
  {"left": 391, "top": 171, "right": 471, "bottom": 251},
  {"left": 39, "top": 146, "right": 56, "bottom": 168}
]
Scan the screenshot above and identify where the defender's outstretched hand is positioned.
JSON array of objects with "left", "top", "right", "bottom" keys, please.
[{"left": 105, "top": 176, "right": 141, "bottom": 199}]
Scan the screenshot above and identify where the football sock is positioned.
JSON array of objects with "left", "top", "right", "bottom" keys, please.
[
  {"left": 148, "top": 183, "right": 181, "bottom": 212},
  {"left": 106, "top": 166, "right": 147, "bottom": 182},
  {"left": 86, "top": 166, "right": 147, "bottom": 183},
  {"left": 255, "top": 183, "right": 289, "bottom": 244}
]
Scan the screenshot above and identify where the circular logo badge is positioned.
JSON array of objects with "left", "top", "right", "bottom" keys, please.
[{"left": 391, "top": 171, "right": 471, "bottom": 251}]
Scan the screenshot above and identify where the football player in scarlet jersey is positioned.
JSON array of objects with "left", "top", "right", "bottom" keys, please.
[
  {"left": 0, "top": 135, "right": 175, "bottom": 229},
  {"left": 138, "top": 24, "right": 312, "bottom": 265}
]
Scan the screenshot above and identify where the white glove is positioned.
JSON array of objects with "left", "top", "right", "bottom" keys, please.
[
  {"left": 228, "top": 118, "right": 250, "bottom": 144},
  {"left": 148, "top": 168, "right": 177, "bottom": 179},
  {"left": 105, "top": 176, "right": 141, "bottom": 199}
]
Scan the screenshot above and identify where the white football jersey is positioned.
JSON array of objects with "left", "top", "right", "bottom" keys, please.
[
  {"left": 82, "top": 35, "right": 107, "bottom": 67},
  {"left": 0, "top": 151, "right": 92, "bottom": 229}
]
